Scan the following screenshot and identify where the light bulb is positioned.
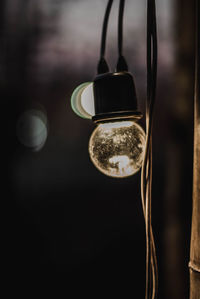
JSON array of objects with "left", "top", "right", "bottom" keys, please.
[
  {"left": 88, "top": 120, "right": 146, "bottom": 178},
  {"left": 71, "top": 82, "right": 95, "bottom": 119}
]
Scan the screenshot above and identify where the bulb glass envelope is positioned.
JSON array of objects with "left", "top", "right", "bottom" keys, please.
[
  {"left": 89, "top": 120, "right": 146, "bottom": 178},
  {"left": 71, "top": 82, "right": 95, "bottom": 119}
]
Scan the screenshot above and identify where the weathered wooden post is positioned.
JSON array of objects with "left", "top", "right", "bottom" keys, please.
[{"left": 189, "top": 0, "right": 200, "bottom": 298}]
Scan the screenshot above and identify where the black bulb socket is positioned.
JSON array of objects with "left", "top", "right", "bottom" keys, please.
[{"left": 92, "top": 71, "right": 142, "bottom": 123}]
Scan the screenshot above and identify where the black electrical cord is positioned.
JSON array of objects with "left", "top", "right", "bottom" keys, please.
[
  {"left": 116, "top": 0, "right": 128, "bottom": 72},
  {"left": 97, "top": 0, "right": 113, "bottom": 74},
  {"left": 141, "top": 0, "right": 158, "bottom": 298},
  {"left": 98, "top": 0, "right": 128, "bottom": 73},
  {"left": 118, "top": 0, "right": 125, "bottom": 56},
  {"left": 147, "top": 2, "right": 158, "bottom": 297},
  {"left": 195, "top": 0, "right": 200, "bottom": 110}
]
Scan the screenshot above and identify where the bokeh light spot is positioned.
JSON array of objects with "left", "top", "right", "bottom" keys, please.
[{"left": 16, "top": 109, "right": 48, "bottom": 152}]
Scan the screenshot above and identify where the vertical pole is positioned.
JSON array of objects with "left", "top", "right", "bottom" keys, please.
[{"left": 189, "top": 0, "right": 200, "bottom": 297}]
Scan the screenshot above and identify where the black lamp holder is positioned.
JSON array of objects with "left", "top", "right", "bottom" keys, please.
[{"left": 92, "top": 71, "right": 142, "bottom": 123}]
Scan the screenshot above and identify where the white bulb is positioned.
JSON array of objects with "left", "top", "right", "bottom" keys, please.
[
  {"left": 71, "top": 82, "right": 95, "bottom": 119},
  {"left": 81, "top": 83, "right": 95, "bottom": 116},
  {"left": 88, "top": 121, "right": 146, "bottom": 178}
]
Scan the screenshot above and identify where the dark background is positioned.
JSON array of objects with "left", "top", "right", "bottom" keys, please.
[{"left": 3, "top": 0, "right": 195, "bottom": 297}]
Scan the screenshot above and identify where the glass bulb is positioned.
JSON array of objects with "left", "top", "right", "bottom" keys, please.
[
  {"left": 88, "top": 121, "right": 146, "bottom": 178},
  {"left": 71, "top": 82, "right": 94, "bottom": 119}
]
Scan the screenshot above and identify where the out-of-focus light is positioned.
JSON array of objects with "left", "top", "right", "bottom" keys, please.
[
  {"left": 16, "top": 109, "right": 48, "bottom": 151},
  {"left": 71, "top": 82, "right": 95, "bottom": 119}
]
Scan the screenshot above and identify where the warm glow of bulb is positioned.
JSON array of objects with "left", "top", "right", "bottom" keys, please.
[{"left": 89, "top": 121, "right": 146, "bottom": 178}]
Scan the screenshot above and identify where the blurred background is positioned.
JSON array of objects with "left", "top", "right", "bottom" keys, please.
[{"left": 3, "top": 0, "right": 195, "bottom": 297}]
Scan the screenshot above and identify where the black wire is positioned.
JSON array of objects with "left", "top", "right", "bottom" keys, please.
[
  {"left": 98, "top": 0, "right": 113, "bottom": 74},
  {"left": 147, "top": 0, "right": 152, "bottom": 110},
  {"left": 149, "top": 0, "right": 157, "bottom": 118},
  {"left": 195, "top": 0, "right": 200, "bottom": 110},
  {"left": 149, "top": 0, "right": 158, "bottom": 295},
  {"left": 143, "top": 0, "right": 158, "bottom": 298},
  {"left": 118, "top": 0, "right": 125, "bottom": 56},
  {"left": 116, "top": 0, "right": 128, "bottom": 72}
]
